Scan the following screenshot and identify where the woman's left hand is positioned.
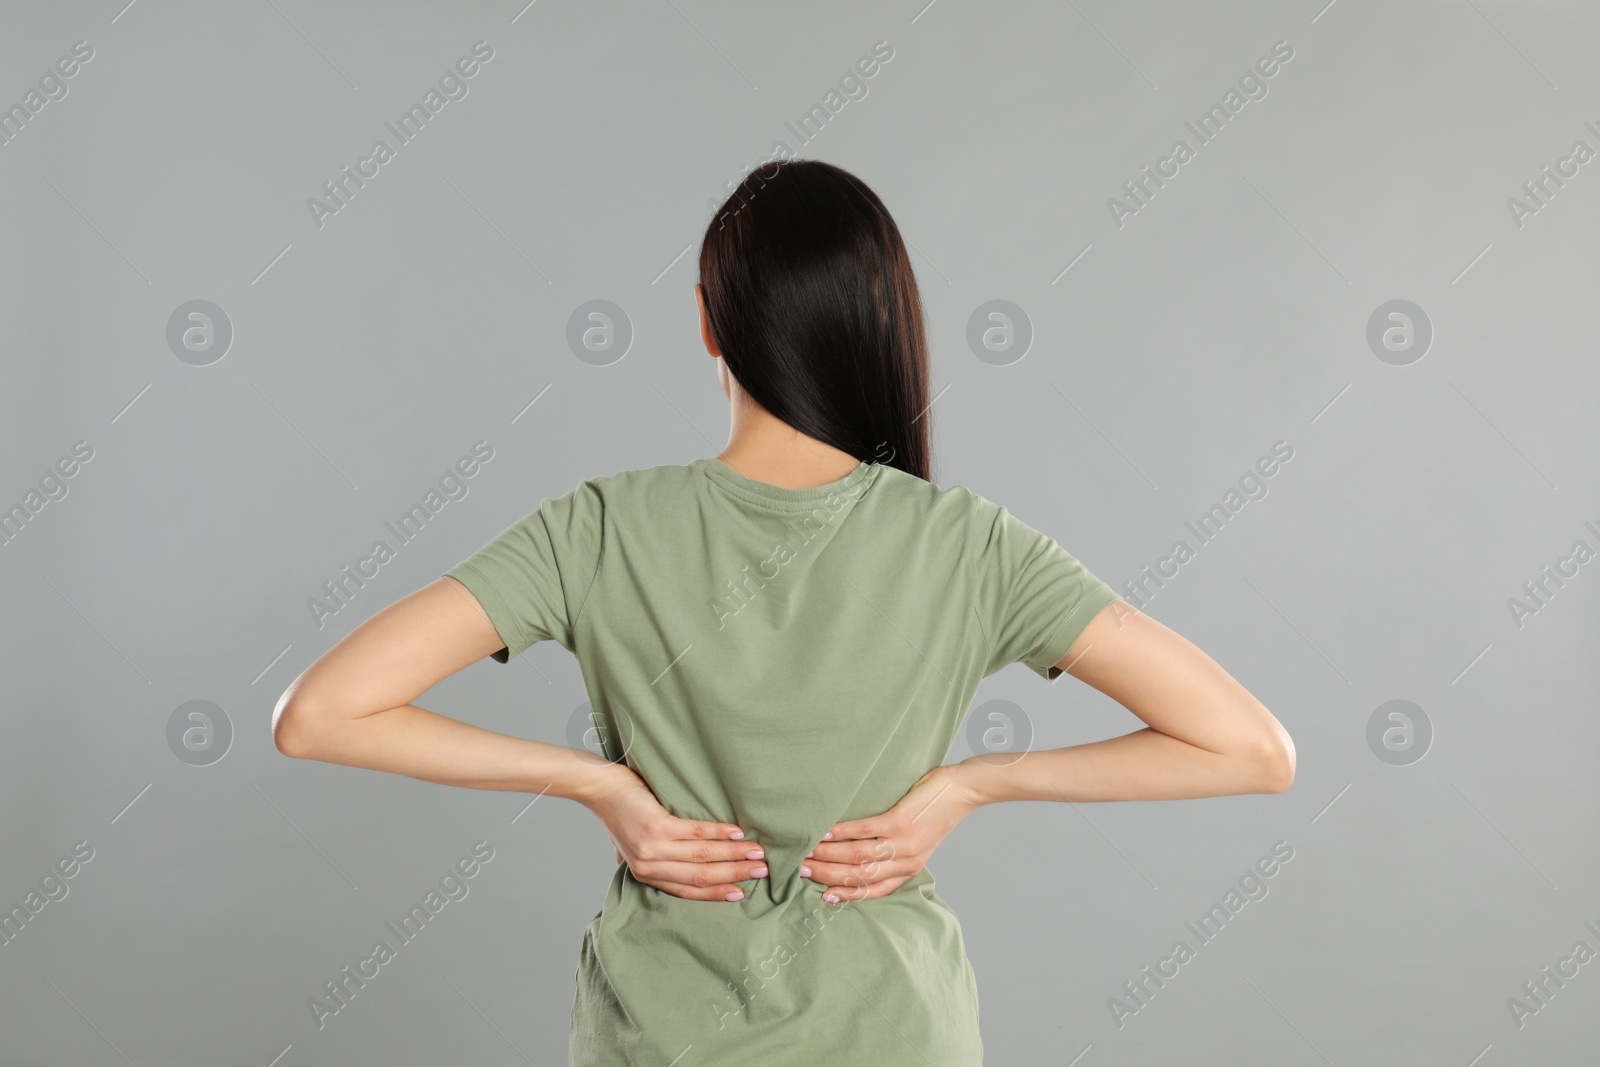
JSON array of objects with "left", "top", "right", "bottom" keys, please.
[{"left": 582, "top": 760, "right": 768, "bottom": 901}]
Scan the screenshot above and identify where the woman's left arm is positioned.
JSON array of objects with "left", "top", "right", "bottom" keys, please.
[
  {"left": 272, "top": 576, "right": 768, "bottom": 901},
  {"left": 272, "top": 576, "right": 614, "bottom": 801}
]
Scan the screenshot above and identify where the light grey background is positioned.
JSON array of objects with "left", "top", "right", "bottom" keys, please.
[{"left": 3, "top": 1, "right": 1597, "bottom": 1064}]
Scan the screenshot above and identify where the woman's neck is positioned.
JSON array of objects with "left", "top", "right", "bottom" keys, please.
[{"left": 716, "top": 404, "right": 861, "bottom": 491}]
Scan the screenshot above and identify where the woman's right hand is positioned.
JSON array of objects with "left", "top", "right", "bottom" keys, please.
[
  {"left": 802, "top": 762, "right": 986, "bottom": 902},
  {"left": 584, "top": 761, "right": 769, "bottom": 901}
]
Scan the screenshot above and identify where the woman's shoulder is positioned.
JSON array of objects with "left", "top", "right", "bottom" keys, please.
[
  {"left": 542, "top": 460, "right": 698, "bottom": 503},
  {"left": 870, "top": 463, "right": 998, "bottom": 517}
]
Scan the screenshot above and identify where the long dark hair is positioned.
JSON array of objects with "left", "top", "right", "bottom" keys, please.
[{"left": 698, "top": 159, "right": 932, "bottom": 481}]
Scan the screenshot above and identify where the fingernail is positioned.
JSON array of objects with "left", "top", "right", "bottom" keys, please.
[
  {"left": 726, "top": 889, "right": 744, "bottom": 900},
  {"left": 746, "top": 850, "right": 764, "bottom": 860},
  {"left": 822, "top": 892, "right": 839, "bottom": 903},
  {"left": 823, "top": 832, "right": 833, "bottom": 839},
  {"left": 751, "top": 866, "right": 768, "bottom": 877},
  {"left": 801, "top": 865, "right": 811, "bottom": 877},
  {"left": 730, "top": 830, "right": 744, "bottom": 839}
]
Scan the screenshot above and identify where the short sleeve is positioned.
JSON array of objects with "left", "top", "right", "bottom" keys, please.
[
  {"left": 968, "top": 493, "right": 1120, "bottom": 681},
  {"left": 441, "top": 481, "right": 603, "bottom": 663}
]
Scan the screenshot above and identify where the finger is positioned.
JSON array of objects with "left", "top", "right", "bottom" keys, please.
[
  {"left": 651, "top": 838, "right": 767, "bottom": 864},
  {"left": 637, "top": 875, "right": 753, "bottom": 902},
  {"left": 638, "top": 858, "right": 769, "bottom": 890},
  {"left": 673, "top": 817, "right": 749, "bottom": 842},
  {"left": 802, "top": 857, "right": 904, "bottom": 888},
  {"left": 806, "top": 837, "right": 897, "bottom": 865},
  {"left": 826, "top": 814, "right": 889, "bottom": 841}
]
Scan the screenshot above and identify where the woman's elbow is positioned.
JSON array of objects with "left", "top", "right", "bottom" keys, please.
[
  {"left": 272, "top": 692, "right": 328, "bottom": 759},
  {"left": 1252, "top": 723, "right": 1296, "bottom": 794}
]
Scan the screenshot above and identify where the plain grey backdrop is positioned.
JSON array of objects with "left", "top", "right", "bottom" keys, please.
[{"left": 3, "top": 1, "right": 1597, "bottom": 1064}]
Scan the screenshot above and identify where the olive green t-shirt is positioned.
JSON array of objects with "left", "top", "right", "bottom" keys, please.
[{"left": 441, "top": 456, "right": 1119, "bottom": 1066}]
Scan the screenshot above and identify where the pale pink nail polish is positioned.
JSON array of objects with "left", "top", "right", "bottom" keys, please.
[
  {"left": 801, "top": 865, "right": 811, "bottom": 877},
  {"left": 726, "top": 889, "right": 744, "bottom": 900},
  {"left": 746, "top": 850, "right": 764, "bottom": 860}
]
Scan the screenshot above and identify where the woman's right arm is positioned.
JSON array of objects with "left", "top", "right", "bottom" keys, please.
[
  {"left": 954, "top": 599, "right": 1295, "bottom": 806},
  {"left": 802, "top": 599, "right": 1295, "bottom": 902}
]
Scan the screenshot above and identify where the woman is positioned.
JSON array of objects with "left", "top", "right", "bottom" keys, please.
[{"left": 272, "top": 159, "right": 1294, "bottom": 1065}]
